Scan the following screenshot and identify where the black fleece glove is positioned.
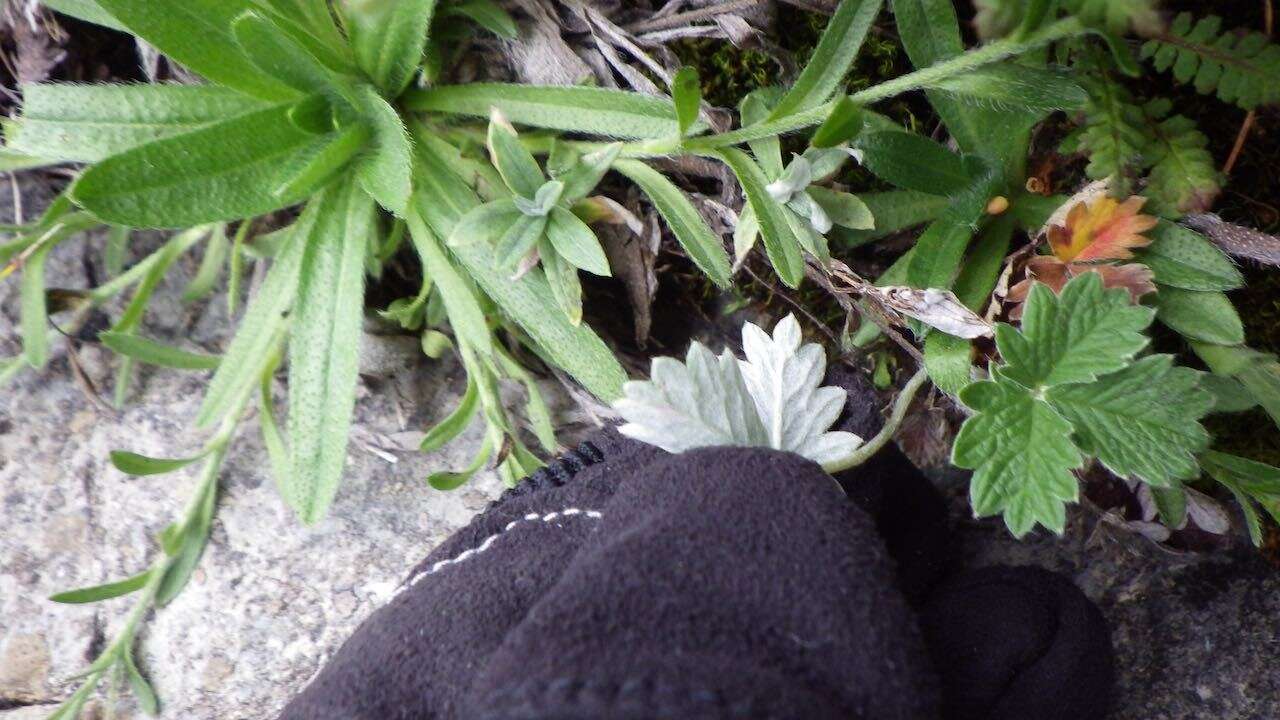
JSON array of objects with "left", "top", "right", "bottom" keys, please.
[{"left": 280, "top": 373, "right": 1114, "bottom": 720}]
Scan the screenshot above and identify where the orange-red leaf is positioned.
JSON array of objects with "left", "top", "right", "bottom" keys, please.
[{"left": 1047, "top": 196, "right": 1157, "bottom": 263}]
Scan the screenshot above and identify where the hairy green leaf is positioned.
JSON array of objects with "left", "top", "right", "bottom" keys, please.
[
  {"left": 94, "top": 0, "right": 294, "bottom": 99},
  {"left": 487, "top": 111, "right": 545, "bottom": 198},
  {"left": 1152, "top": 286, "right": 1245, "bottom": 345},
  {"left": 1046, "top": 355, "right": 1211, "bottom": 486},
  {"left": 233, "top": 10, "right": 335, "bottom": 94},
  {"left": 833, "top": 190, "right": 948, "bottom": 247},
  {"left": 770, "top": 0, "right": 882, "bottom": 120},
  {"left": 546, "top": 207, "right": 609, "bottom": 276},
  {"left": 405, "top": 84, "right": 687, "bottom": 139},
  {"left": 183, "top": 225, "right": 230, "bottom": 302},
  {"left": 446, "top": 0, "right": 518, "bottom": 38},
  {"left": 351, "top": 84, "right": 414, "bottom": 214},
  {"left": 408, "top": 209, "right": 496, "bottom": 357},
  {"left": 717, "top": 148, "right": 805, "bottom": 288},
  {"left": 810, "top": 96, "right": 865, "bottom": 148},
  {"left": 286, "top": 182, "right": 376, "bottom": 524},
  {"left": 853, "top": 131, "right": 973, "bottom": 195},
  {"left": 340, "top": 0, "right": 437, "bottom": 95},
  {"left": 614, "top": 159, "right": 731, "bottom": 288},
  {"left": 71, "top": 99, "right": 334, "bottom": 228},
  {"left": 1136, "top": 221, "right": 1242, "bottom": 291},
  {"left": 41, "top": 0, "right": 126, "bottom": 30},
  {"left": 10, "top": 83, "right": 269, "bottom": 163}
]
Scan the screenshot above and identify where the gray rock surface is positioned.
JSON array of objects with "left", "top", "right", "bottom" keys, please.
[
  {"left": 0, "top": 178, "right": 577, "bottom": 719},
  {"left": 3, "top": 177, "right": 1278, "bottom": 719}
]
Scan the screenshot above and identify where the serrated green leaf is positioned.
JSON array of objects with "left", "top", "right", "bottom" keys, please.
[
  {"left": 95, "top": 0, "right": 295, "bottom": 100},
  {"left": 1202, "top": 451, "right": 1280, "bottom": 546},
  {"left": 997, "top": 272, "right": 1153, "bottom": 388},
  {"left": 340, "top": 0, "right": 437, "bottom": 95},
  {"left": 71, "top": 99, "right": 335, "bottom": 228},
  {"left": 924, "top": 331, "right": 973, "bottom": 395},
  {"left": 1047, "top": 355, "right": 1211, "bottom": 486},
  {"left": 853, "top": 131, "right": 973, "bottom": 195},
  {"left": 613, "top": 159, "right": 731, "bottom": 289},
  {"left": 10, "top": 83, "right": 269, "bottom": 163},
  {"left": 953, "top": 374, "right": 1082, "bottom": 536},
  {"left": 99, "top": 332, "right": 221, "bottom": 370},
  {"left": 286, "top": 182, "right": 376, "bottom": 524},
  {"left": 716, "top": 148, "right": 805, "bottom": 288},
  {"left": 1136, "top": 221, "right": 1242, "bottom": 291},
  {"left": 1142, "top": 107, "right": 1220, "bottom": 216},
  {"left": 546, "top": 207, "right": 609, "bottom": 276},
  {"left": 405, "top": 84, "right": 687, "bottom": 139},
  {"left": 1152, "top": 286, "right": 1244, "bottom": 345},
  {"left": 1200, "top": 372, "right": 1257, "bottom": 413},
  {"left": 49, "top": 569, "right": 153, "bottom": 604},
  {"left": 770, "top": 0, "right": 882, "bottom": 120},
  {"left": 447, "top": 0, "right": 518, "bottom": 38},
  {"left": 196, "top": 209, "right": 312, "bottom": 427},
  {"left": 672, "top": 67, "right": 701, "bottom": 137}
]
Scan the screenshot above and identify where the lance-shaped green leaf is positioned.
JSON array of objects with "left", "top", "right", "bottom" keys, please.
[
  {"left": 94, "top": 0, "right": 295, "bottom": 100},
  {"left": 20, "top": 238, "right": 55, "bottom": 368},
  {"left": 1202, "top": 451, "right": 1280, "bottom": 546},
  {"left": 929, "top": 63, "right": 1088, "bottom": 113},
  {"left": 123, "top": 649, "right": 159, "bottom": 716},
  {"left": 717, "top": 148, "right": 805, "bottom": 288},
  {"left": 446, "top": 0, "right": 518, "bottom": 38},
  {"left": 405, "top": 84, "right": 688, "bottom": 139},
  {"left": 539, "top": 235, "right": 584, "bottom": 325},
  {"left": 853, "top": 131, "right": 974, "bottom": 195},
  {"left": 834, "top": 190, "right": 948, "bottom": 247},
  {"left": 428, "top": 433, "right": 494, "bottom": 490},
  {"left": 1046, "top": 355, "right": 1211, "bottom": 486},
  {"left": 769, "top": 0, "right": 882, "bottom": 120},
  {"left": 49, "top": 570, "right": 153, "bottom": 604},
  {"left": 71, "top": 99, "right": 336, "bottom": 228},
  {"left": 487, "top": 110, "right": 545, "bottom": 198},
  {"left": 100, "top": 332, "right": 221, "bottom": 370},
  {"left": 449, "top": 199, "right": 522, "bottom": 246},
  {"left": 1135, "top": 222, "right": 1242, "bottom": 291},
  {"left": 739, "top": 90, "right": 783, "bottom": 178},
  {"left": 274, "top": 121, "right": 372, "bottom": 199},
  {"left": 997, "top": 272, "right": 1153, "bottom": 388},
  {"left": 340, "top": 0, "right": 437, "bottom": 96},
  {"left": 1153, "top": 286, "right": 1245, "bottom": 345},
  {"left": 495, "top": 214, "right": 547, "bottom": 270},
  {"left": 407, "top": 209, "right": 494, "bottom": 358},
  {"left": 811, "top": 96, "right": 865, "bottom": 148},
  {"left": 286, "top": 182, "right": 377, "bottom": 524},
  {"left": 557, "top": 144, "right": 622, "bottom": 203},
  {"left": 109, "top": 450, "right": 204, "bottom": 476},
  {"left": 350, "top": 83, "right": 414, "bottom": 214},
  {"left": 232, "top": 10, "right": 336, "bottom": 94},
  {"left": 671, "top": 66, "right": 701, "bottom": 137},
  {"left": 156, "top": 452, "right": 220, "bottom": 606},
  {"left": 196, "top": 208, "right": 313, "bottom": 426},
  {"left": 9, "top": 83, "right": 269, "bottom": 163},
  {"left": 41, "top": 0, "right": 126, "bottom": 30},
  {"left": 420, "top": 373, "right": 480, "bottom": 452},
  {"left": 906, "top": 220, "right": 972, "bottom": 291},
  {"left": 614, "top": 159, "right": 731, "bottom": 288},
  {"left": 183, "top": 225, "right": 230, "bottom": 302},
  {"left": 414, "top": 142, "right": 627, "bottom": 400},
  {"left": 546, "top": 207, "right": 610, "bottom": 276},
  {"left": 953, "top": 373, "right": 1083, "bottom": 537}
]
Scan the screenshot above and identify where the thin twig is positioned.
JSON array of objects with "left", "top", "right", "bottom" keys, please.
[
  {"left": 823, "top": 366, "right": 929, "bottom": 473},
  {"left": 739, "top": 262, "right": 841, "bottom": 347},
  {"left": 625, "top": 0, "right": 764, "bottom": 34}
]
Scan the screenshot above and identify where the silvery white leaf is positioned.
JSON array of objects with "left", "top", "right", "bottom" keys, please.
[
  {"left": 766, "top": 156, "right": 813, "bottom": 204},
  {"left": 787, "top": 191, "right": 834, "bottom": 235},
  {"left": 1185, "top": 487, "right": 1231, "bottom": 535},
  {"left": 614, "top": 314, "right": 863, "bottom": 466}
]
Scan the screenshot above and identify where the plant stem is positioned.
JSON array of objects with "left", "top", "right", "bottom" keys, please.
[{"left": 822, "top": 366, "right": 930, "bottom": 473}]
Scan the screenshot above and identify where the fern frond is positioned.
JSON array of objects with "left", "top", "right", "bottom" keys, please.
[
  {"left": 1141, "top": 100, "right": 1221, "bottom": 216},
  {"left": 1140, "top": 13, "right": 1280, "bottom": 109},
  {"left": 1061, "top": 76, "right": 1150, "bottom": 182}
]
